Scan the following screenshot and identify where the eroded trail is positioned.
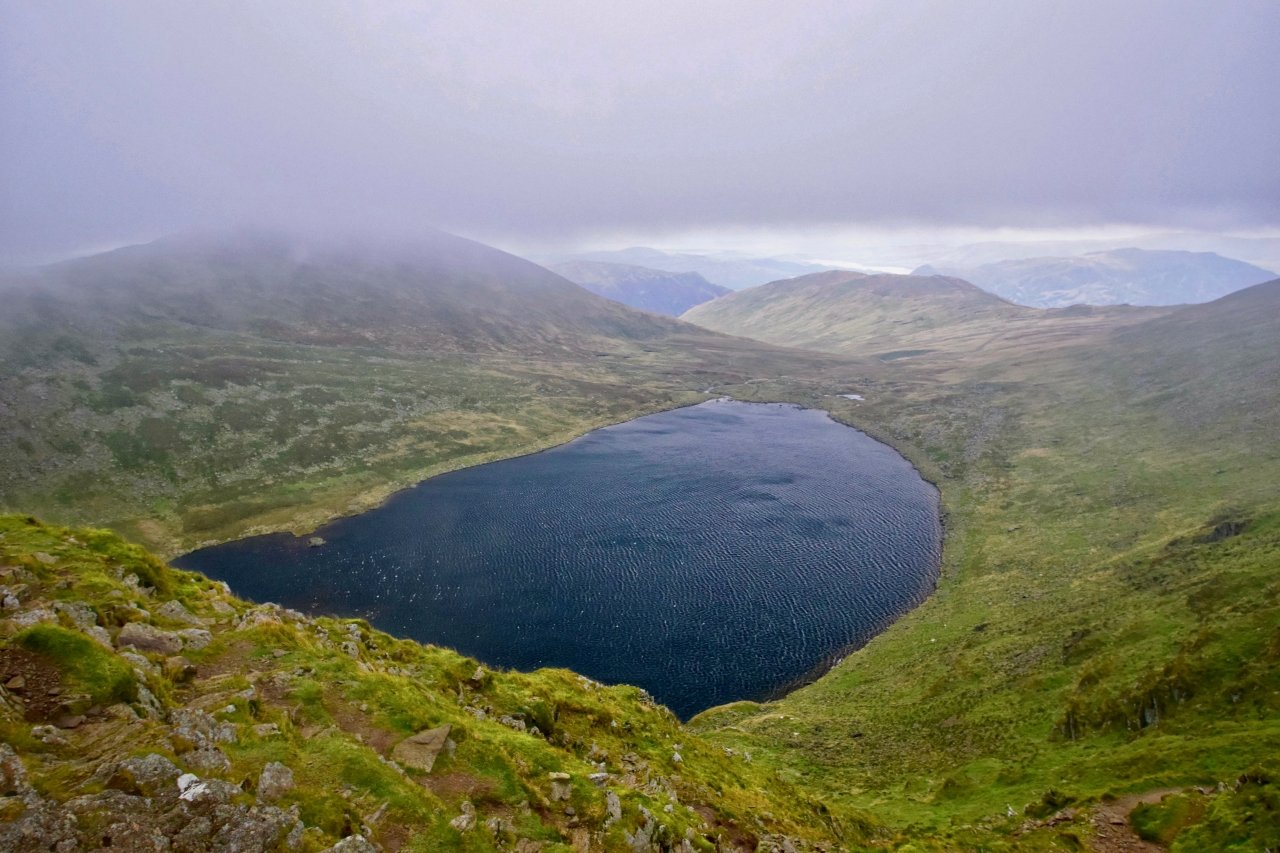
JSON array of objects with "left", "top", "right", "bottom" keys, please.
[{"left": 1089, "top": 788, "right": 1183, "bottom": 852}]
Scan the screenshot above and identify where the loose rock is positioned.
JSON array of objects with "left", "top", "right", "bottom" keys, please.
[
  {"left": 324, "top": 836, "right": 380, "bottom": 852},
  {"left": 107, "top": 753, "right": 181, "bottom": 797},
  {"left": 258, "top": 761, "right": 295, "bottom": 802},
  {"left": 391, "top": 724, "right": 452, "bottom": 773},
  {"left": 0, "top": 743, "right": 29, "bottom": 795},
  {"left": 116, "top": 622, "right": 183, "bottom": 655},
  {"left": 450, "top": 800, "right": 477, "bottom": 832}
]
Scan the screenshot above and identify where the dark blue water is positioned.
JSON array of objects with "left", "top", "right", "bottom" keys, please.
[{"left": 176, "top": 400, "right": 940, "bottom": 717}]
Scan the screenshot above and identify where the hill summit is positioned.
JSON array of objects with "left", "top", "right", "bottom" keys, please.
[{"left": 0, "top": 229, "right": 694, "bottom": 356}]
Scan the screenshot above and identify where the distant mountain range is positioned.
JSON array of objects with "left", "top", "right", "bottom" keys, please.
[
  {"left": 915, "top": 248, "right": 1275, "bottom": 307},
  {"left": 915, "top": 232, "right": 1280, "bottom": 273},
  {"left": 681, "top": 269, "right": 1168, "bottom": 362},
  {"left": 563, "top": 247, "right": 834, "bottom": 289},
  {"left": 549, "top": 260, "right": 730, "bottom": 316}
]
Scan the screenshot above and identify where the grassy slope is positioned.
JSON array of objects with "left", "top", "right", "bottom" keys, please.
[
  {"left": 0, "top": 233, "right": 854, "bottom": 557},
  {"left": 688, "top": 279, "right": 1280, "bottom": 848},
  {"left": 682, "top": 271, "right": 1170, "bottom": 375},
  {"left": 5, "top": 235, "right": 1279, "bottom": 848},
  {"left": 0, "top": 514, "right": 883, "bottom": 851}
]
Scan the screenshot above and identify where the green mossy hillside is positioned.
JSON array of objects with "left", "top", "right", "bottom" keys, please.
[{"left": 0, "top": 514, "right": 875, "bottom": 851}]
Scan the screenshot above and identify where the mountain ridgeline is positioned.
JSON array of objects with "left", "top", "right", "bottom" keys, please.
[
  {"left": 549, "top": 260, "right": 730, "bottom": 317},
  {"left": 0, "top": 229, "right": 845, "bottom": 556},
  {"left": 0, "top": 229, "right": 697, "bottom": 359},
  {"left": 2, "top": 226, "right": 1279, "bottom": 851},
  {"left": 916, "top": 247, "right": 1276, "bottom": 308},
  {"left": 681, "top": 269, "right": 1168, "bottom": 364}
]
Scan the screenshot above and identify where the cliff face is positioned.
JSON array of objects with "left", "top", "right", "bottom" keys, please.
[{"left": 0, "top": 515, "right": 859, "bottom": 852}]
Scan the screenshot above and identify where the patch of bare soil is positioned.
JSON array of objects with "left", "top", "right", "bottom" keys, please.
[
  {"left": 1090, "top": 788, "right": 1182, "bottom": 852},
  {"left": 0, "top": 647, "right": 64, "bottom": 721},
  {"left": 420, "top": 771, "right": 495, "bottom": 801},
  {"left": 327, "top": 694, "right": 400, "bottom": 755}
]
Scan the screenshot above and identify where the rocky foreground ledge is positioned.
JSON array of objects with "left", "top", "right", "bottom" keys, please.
[{"left": 0, "top": 515, "right": 862, "bottom": 852}]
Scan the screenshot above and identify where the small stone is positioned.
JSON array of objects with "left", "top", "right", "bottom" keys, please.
[
  {"left": 53, "top": 600, "right": 98, "bottom": 630},
  {"left": 177, "top": 628, "right": 213, "bottom": 651},
  {"left": 605, "top": 790, "right": 622, "bottom": 826},
  {"left": 121, "top": 651, "right": 159, "bottom": 676},
  {"left": 0, "top": 743, "right": 29, "bottom": 795},
  {"left": 272, "top": 648, "right": 288, "bottom": 658},
  {"left": 486, "top": 816, "right": 516, "bottom": 838},
  {"left": 308, "top": 537, "right": 325, "bottom": 548},
  {"left": 33, "top": 552, "right": 57, "bottom": 565},
  {"left": 258, "top": 761, "right": 295, "bottom": 802},
  {"left": 31, "top": 724, "right": 68, "bottom": 746},
  {"left": 116, "top": 622, "right": 183, "bottom": 655},
  {"left": 391, "top": 724, "right": 452, "bottom": 773},
  {"left": 164, "top": 656, "right": 197, "bottom": 682},
  {"left": 156, "top": 599, "right": 204, "bottom": 626},
  {"left": 12, "top": 608, "right": 56, "bottom": 627},
  {"left": 86, "top": 626, "right": 114, "bottom": 648},
  {"left": 108, "top": 753, "right": 181, "bottom": 797},
  {"left": 323, "top": 836, "right": 379, "bottom": 853},
  {"left": 5, "top": 675, "right": 25, "bottom": 691},
  {"left": 1, "top": 594, "right": 19, "bottom": 611},
  {"left": 470, "top": 666, "right": 485, "bottom": 682},
  {"left": 450, "top": 800, "right": 477, "bottom": 832},
  {"left": 549, "top": 772, "right": 572, "bottom": 802},
  {"left": 179, "top": 777, "right": 238, "bottom": 805},
  {"left": 184, "top": 747, "right": 232, "bottom": 775},
  {"left": 253, "top": 723, "right": 282, "bottom": 738},
  {"left": 54, "top": 714, "right": 85, "bottom": 730}
]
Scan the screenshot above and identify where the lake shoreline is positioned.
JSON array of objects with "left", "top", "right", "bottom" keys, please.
[{"left": 177, "top": 399, "right": 943, "bottom": 718}]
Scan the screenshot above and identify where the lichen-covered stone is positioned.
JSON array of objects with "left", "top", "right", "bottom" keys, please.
[
  {"left": 107, "top": 753, "right": 181, "bottom": 797},
  {"left": 116, "top": 622, "right": 183, "bottom": 655},
  {"left": 258, "top": 761, "right": 295, "bottom": 802}
]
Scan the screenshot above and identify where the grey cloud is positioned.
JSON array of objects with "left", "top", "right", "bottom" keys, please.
[{"left": 2, "top": 0, "right": 1277, "bottom": 263}]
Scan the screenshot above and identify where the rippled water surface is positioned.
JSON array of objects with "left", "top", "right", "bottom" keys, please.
[{"left": 177, "top": 400, "right": 941, "bottom": 717}]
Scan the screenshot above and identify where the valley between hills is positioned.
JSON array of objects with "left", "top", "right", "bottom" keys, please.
[{"left": 1, "top": 231, "right": 1277, "bottom": 851}]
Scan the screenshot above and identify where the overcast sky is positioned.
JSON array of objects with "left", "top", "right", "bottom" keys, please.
[{"left": 3, "top": 0, "right": 1278, "bottom": 264}]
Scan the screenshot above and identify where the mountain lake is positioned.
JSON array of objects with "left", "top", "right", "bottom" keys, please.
[{"left": 176, "top": 399, "right": 942, "bottom": 718}]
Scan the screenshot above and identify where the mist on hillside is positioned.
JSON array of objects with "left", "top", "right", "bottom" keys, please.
[{"left": 3, "top": 1, "right": 1277, "bottom": 273}]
